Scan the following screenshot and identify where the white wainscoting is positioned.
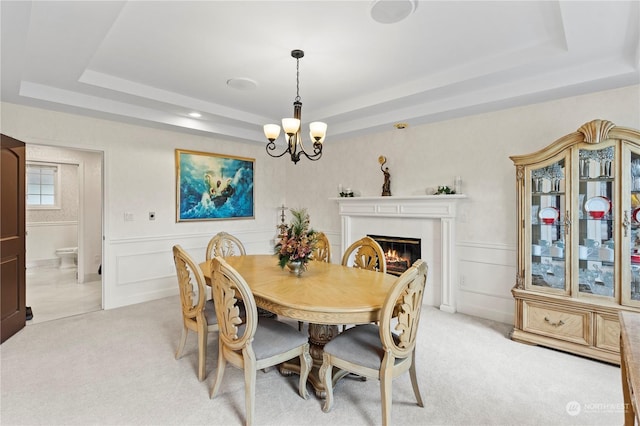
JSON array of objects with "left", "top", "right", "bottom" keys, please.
[
  {"left": 26, "top": 221, "right": 78, "bottom": 268},
  {"left": 104, "top": 229, "right": 276, "bottom": 309},
  {"left": 456, "top": 241, "right": 517, "bottom": 325}
]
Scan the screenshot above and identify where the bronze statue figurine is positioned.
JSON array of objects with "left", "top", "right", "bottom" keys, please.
[{"left": 379, "top": 155, "right": 391, "bottom": 196}]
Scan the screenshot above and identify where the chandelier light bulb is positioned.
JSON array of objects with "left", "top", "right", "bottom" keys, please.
[
  {"left": 310, "top": 131, "right": 326, "bottom": 144},
  {"left": 309, "top": 122, "right": 327, "bottom": 142},
  {"left": 282, "top": 118, "right": 301, "bottom": 136},
  {"left": 263, "top": 124, "right": 281, "bottom": 142}
]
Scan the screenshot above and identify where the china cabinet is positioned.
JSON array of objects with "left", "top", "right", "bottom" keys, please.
[{"left": 510, "top": 119, "right": 640, "bottom": 364}]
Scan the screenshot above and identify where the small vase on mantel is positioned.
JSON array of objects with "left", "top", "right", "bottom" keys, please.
[{"left": 287, "top": 260, "right": 305, "bottom": 277}]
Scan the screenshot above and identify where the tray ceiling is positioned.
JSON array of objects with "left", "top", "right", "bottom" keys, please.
[{"left": 1, "top": 1, "right": 638, "bottom": 144}]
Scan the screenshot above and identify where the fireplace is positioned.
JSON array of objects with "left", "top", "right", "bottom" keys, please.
[
  {"left": 335, "top": 195, "right": 465, "bottom": 313},
  {"left": 368, "top": 235, "right": 421, "bottom": 276}
]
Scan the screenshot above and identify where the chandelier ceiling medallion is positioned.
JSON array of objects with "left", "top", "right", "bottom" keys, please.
[{"left": 263, "top": 49, "right": 327, "bottom": 164}]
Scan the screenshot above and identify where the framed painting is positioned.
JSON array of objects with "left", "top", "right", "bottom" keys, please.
[{"left": 176, "top": 149, "right": 255, "bottom": 222}]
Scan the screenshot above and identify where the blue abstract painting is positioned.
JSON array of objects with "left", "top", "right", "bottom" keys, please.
[{"left": 176, "top": 150, "right": 254, "bottom": 221}]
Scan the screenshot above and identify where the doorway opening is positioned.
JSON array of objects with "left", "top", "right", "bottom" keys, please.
[{"left": 25, "top": 144, "right": 103, "bottom": 324}]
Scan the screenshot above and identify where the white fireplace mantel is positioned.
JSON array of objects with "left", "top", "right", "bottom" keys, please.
[{"left": 333, "top": 195, "right": 467, "bottom": 313}]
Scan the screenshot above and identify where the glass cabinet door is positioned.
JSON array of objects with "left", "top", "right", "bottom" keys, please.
[
  {"left": 577, "top": 146, "right": 615, "bottom": 299},
  {"left": 626, "top": 147, "right": 640, "bottom": 306},
  {"left": 529, "top": 158, "right": 567, "bottom": 292}
]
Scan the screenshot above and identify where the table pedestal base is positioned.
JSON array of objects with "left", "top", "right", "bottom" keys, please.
[{"left": 279, "top": 323, "right": 350, "bottom": 398}]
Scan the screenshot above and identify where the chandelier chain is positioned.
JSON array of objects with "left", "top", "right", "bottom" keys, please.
[{"left": 295, "top": 57, "right": 301, "bottom": 103}]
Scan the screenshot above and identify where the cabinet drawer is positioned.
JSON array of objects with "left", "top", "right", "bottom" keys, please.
[
  {"left": 522, "top": 302, "right": 591, "bottom": 345},
  {"left": 595, "top": 313, "right": 620, "bottom": 353}
]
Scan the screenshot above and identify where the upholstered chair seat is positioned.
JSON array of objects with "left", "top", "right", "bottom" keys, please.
[{"left": 323, "top": 324, "right": 402, "bottom": 370}]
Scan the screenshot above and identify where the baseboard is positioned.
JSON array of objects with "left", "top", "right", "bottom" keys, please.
[{"left": 27, "top": 258, "right": 59, "bottom": 269}]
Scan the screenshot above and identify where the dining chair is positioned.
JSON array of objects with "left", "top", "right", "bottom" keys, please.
[
  {"left": 319, "top": 259, "right": 428, "bottom": 426},
  {"left": 205, "top": 231, "right": 246, "bottom": 260},
  {"left": 296, "top": 231, "right": 332, "bottom": 331},
  {"left": 172, "top": 244, "right": 218, "bottom": 382},
  {"left": 339, "top": 236, "right": 387, "bottom": 331},
  {"left": 209, "top": 256, "right": 312, "bottom": 425},
  {"left": 206, "top": 231, "right": 275, "bottom": 319},
  {"left": 341, "top": 236, "right": 387, "bottom": 273},
  {"left": 312, "top": 231, "right": 331, "bottom": 263}
]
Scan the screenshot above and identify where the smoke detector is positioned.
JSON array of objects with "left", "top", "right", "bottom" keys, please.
[
  {"left": 226, "top": 78, "right": 257, "bottom": 91},
  {"left": 370, "top": 0, "right": 417, "bottom": 24}
]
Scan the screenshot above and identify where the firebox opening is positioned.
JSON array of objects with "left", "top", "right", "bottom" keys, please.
[{"left": 367, "top": 235, "right": 421, "bottom": 276}]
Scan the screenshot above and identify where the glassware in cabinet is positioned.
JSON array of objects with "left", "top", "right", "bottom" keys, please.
[
  {"left": 529, "top": 159, "right": 567, "bottom": 292},
  {"left": 626, "top": 147, "right": 640, "bottom": 305},
  {"left": 577, "top": 146, "right": 615, "bottom": 299}
]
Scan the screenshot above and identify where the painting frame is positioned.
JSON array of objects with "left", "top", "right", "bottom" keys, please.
[{"left": 175, "top": 149, "right": 255, "bottom": 222}]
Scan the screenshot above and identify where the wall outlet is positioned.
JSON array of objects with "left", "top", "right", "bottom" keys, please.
[{"left": 149, "top": 212, "right": 155, "bottom": 220}]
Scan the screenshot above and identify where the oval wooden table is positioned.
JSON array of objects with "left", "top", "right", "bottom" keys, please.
[{"left": 200, "top": 254, "right": 397, "bottom": 396}]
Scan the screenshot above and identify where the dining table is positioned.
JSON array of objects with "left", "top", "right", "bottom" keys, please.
[{"left": 200, "top": 254, "right": 397, "bottom": 396}]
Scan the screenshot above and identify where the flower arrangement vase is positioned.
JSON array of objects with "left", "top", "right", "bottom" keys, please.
[{"left": 287, "top": 260, "right": 305, "bottom": 276}]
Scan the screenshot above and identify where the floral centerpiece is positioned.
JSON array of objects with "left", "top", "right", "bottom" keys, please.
[{"left": 275, "top": 208, "right": 317, "bottom": 275}]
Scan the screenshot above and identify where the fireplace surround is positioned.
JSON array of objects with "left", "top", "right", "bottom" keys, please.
[{"left": 334, "top": 195, "right": 466, "bottom": 313}]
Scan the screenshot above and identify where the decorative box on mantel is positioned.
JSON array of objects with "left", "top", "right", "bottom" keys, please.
[{"left": 332, "top": 195, "right": 466, "bottom": 313}]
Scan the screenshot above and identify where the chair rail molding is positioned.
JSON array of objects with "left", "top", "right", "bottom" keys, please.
[{"left": 333, "top": 195, "right": 467, "bottom": 313}]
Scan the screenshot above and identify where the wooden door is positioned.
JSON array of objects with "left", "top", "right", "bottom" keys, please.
[{"left": 1, "top": 134, "right": 26, "bottom": 343}]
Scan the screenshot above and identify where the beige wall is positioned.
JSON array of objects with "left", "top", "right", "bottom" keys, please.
[
  {"left": 287, "top": 84, "right": 640, "bottom": 322},
  {"left": 2, "top": 84, "right": 638, "bottom": 321},
  {"left": 1, "top": 104, "right": 287, "bottom": 308}
]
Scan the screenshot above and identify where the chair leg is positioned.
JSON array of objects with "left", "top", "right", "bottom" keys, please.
[
  {"left": 175, "top": 325, "right": 188, "bottom": 359},
  {"left": 197, "top": 324, "right": 207, "bottom": 381},
  {"left": 320, "top": 352, "right": 334, "bottom": 413},
  {"left": 244, "top": 363, "right": 257, "bottom": 426},
  {"left": 210, "top": 346, "right": 226, "bottom": 399},
  {"left": 298, "top": 344, "right": 311, "bottom": 399},
  {"left": 380, "top": 365, "right": 393, "bottom": 426},
  {"left": 409, "top": 355, "right": 424, "bottom": 407}
]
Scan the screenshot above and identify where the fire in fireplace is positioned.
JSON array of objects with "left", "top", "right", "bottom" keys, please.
[{"left": 368, "top": 235, "right": 421, "bottom": 276}]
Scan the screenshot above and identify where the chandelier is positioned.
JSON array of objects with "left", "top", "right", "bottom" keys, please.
[{"left": 263, "top": 49, "right": 327, "bottom": 164}]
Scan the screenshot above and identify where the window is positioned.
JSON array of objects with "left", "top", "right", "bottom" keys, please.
[{"left": 26, "top": 163, "right": 60, "bottom": 209}]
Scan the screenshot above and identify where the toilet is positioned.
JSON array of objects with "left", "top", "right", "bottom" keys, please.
[{"left": 55, "top": 247, "right": 78, "bottom": 269}]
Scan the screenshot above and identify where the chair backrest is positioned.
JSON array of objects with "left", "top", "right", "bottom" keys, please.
[
  {"left": 379, "top": 259, "right": 428, "bottom": 359},
  {"left": 341, "top": 236, "right": 387, "bottom": 273},
  {"left": 173, "top": 245, "right": 208, "bottom": 320},
  {"left": 312, "top": 232, "right": 331, "bottom": 263},
  {"left": 210, "top": 256, "right": 258, "bottom": 351},
  {"left": 206, "top": 232, "right": 246, "bottom": 260}
]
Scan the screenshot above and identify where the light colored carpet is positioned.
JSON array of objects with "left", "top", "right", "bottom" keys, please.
[{"left": 0, "top": 296, "right": 624, "bottom": 425}]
